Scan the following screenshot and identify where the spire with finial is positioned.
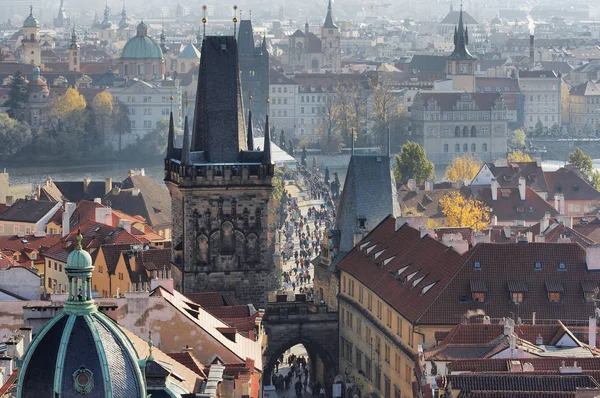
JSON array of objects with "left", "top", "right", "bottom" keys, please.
[
  {"left": 147, "top": 331, "right": 154, "bottom": 361},
  {"left": 323, "top": 0, "right": 337, "bottom": 29},
  {"left": 69, "top": 26, "right": 79, "bottom": 49},
  {"left": 247, "top": 95, "right": 254, "bottom": 150},
  {"left": 166, "top": 94, "right": 175, "bottom": 160},
  {"left": 181, "top": 94, "right": 191, "bottom": 165},
  {"left": 448, "top": 2, "right": 475, "bottom": 60},
  {"left": 261, "top": 33, "right": 267, "bottom": 52},
  {"left": 63, "top": 230, "right": 96, "bottom": 313},
  {"left": 201, "top": 5, "right": 207, "bottom": 39},
  {"left": 233, "top": 5, "right": 238, "bottom": 37},
  {"left": 29, "top": 4, "right": 33, "bottom": 16},
  {"left": 263, "top": 99, "right": 272, "bottom": 164}
]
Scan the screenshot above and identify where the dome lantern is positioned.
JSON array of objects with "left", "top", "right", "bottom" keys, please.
[{"left": 64, "top": 232, "right": 96, "bottom": 314}]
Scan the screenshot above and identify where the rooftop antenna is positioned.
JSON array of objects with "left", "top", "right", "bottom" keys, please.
[
  {"left": 233, "top": 5, "right": 238, "bottom": 37},
  {"left": 202, "top": 5, "right": 207, "bottom": 38}
]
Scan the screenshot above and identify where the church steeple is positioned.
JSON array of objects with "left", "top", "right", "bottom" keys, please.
[
  {"left": 166, "top": 111, "right": 175, "bottom": 160},
  {"left": 323, "top": 0, "right": 337, "bottom": 28},
  {"left": 247, "top": 98, "right": 254, "bottom": 150},
  {"left": 181, "top": 115, "right": 191, "bottom": 166},
  {"left": 448, "top": 5, "right": 475, "bottom": 60},
  {"left": 119, "top": 1, "right": 128, "bottom": 29}
]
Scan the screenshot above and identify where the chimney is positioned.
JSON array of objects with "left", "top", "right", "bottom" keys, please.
[
  {"left": 590, "top": 316, "right": 597, "bottom": 349},
  {"left": 19, "top": 326, "right": 32, "bottom": 353},
  {"left": 424, "top": 179, "right": 434, "bottom": 191},
  {"left": 504, "top": 318, "right": 515, "bottom": 336},
  {"left": 491, "top": 178, "right": 499, "bottom": 201},
  {"left": 95, "top": 208, "right": 112, "bottom": 226},
  {"left": 540, "top": 212, "right": 550, "bottom": 233},
  {"left": 150, "top": 268, "right": 174, "bottom": 293},
  {"left": 62, "top": 202, "right": 76, "bottom": 237},
  {"left": 510, "top": 360, "right": 523, "bottom": 372},
  {"left": 532, "top": 312, "right": 536, "bottom": 325},
  {"left": 105, "top": 178, "right": 112, "bottom": 195},
  {"left": 419, "top": 226, "right": 428, "bottom": 238},
  {"left": 5, "top": 196, "right": 13, "bottom": 207},
  {"left": 0, "top": 355, "right": 13, "bottom": 385},
  {"left": 395, "top": 215, "right": 428, "bottom": 232},
  {"left": 492, "top": 215, "right": 498, "bottom": 226},
  {"left": 529, "top": 34, "right": 535, "bottom": 70},
  {"left": 556, "top": 214, "right": 572, "bottom": 229},
  {"left": 518, "top": 176, "right": 526, "bottom": 200},
  {"left": 407, "top": 179, "right": 417, "bottom": 192},
  {"left": 554, "top": 193, "right": 565, "bottom": 214},
  {"left": 132, "top": 188, "right": 141, "bottom": 196},
  {"left": 83, "top": 178, "right": 91, "bottom": 194},
  {"left": 586, "top": 244, "right": 600, "bottom": 270},
  {"left": 35, "top": 184, "right": 41, "bottom": 199},
  {"left": 118, "top": 219, "right": 131, "bottom": 233},
  {"left": 536, "top": 334, "right": 543, "bottom": 345}
]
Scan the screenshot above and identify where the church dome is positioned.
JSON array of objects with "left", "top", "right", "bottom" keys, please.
[
  {"left": 121, "top": 22, "right": 163, "bottom": 60},
  {"left": 23, "top": 7, "right": 39, "bottom": 28},
  {"left": 16, "top": 233, "right": 147, "bottom": 398}
]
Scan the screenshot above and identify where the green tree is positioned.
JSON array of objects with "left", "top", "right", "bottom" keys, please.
[
  {"left": 3, "top": 71, "right": 28, "bottom": 122},
  {"left": 550, "top": 124, "right": 561, "bottom": 136},
  {"left": 592, "top": 170, "right": 600, "bottom": 191},
  {"left": 0, "top": 113, "right": 32, "bottom": 156},
  {"left": 394, "top": 141, "right": 434, "bottom": 185},
  {"left": 568, "top": 148, "right": 594, "bottom": 181},
  {"left": 133, "top": 118, "right": 170, "bottom": 159},
  {"left": 511, "top": 128, "right": 526, "bottom": 147},
  {"left": 534, "top": 120, "right": 544, "bottom": 136}
]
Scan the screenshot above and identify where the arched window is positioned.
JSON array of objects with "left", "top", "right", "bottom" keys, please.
[
  {"left": 246, "top": 233, "right": 259, "bottom": 263},
  {"left": 471, "top": 126, "right": 477, "bottom": 137},
  {"left": 455, "top": 144, "right": 460, "bottom": 152},
  {"left": 220, "top": 221, "right": 235, "bottom": 254},
  {"left": 471, "top": 143, "right": 476, "bottom": 152},
  {"left": 443, "top": 144, "right": 449, "bottom": 153},
  {"left": 30, "top": 33, "right": 34, "bottom": 41},
  {"left": 482, "top": 143, "right": 488, "bottom": 152},
  {"left": 455, "top": 126, "right": 461, "bottom": 137},
  {"left": 197, "top": 235, "right": 208, "bottom": 264},
  {"left": 463, "top": 126, "right": 469, "bottom": 137},
  {"left": 463, "top": 143, "right": 468, "bottom": 152}
]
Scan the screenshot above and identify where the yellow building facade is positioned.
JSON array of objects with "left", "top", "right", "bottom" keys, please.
[{"left": 338, "top": 271, "right": 422, "bottom": 398}]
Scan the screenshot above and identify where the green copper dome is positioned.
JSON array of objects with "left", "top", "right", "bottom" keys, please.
[
  {"left": 66, "top": 234, "right": 92, "bottom": 269},
  {"left": 23, "top": 6, "right": 39, "bottom": 28},
  {"left": 121, "top": 22, "right": 163, "bottom": 60}
]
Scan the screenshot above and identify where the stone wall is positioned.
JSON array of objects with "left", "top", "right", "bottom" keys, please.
[{"left": 313, "top": 262, "right": 339, "bottom": 312}]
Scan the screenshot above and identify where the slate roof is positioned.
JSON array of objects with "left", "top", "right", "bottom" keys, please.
[
  {"left": 337, "top": 217, "right": 465, "bottom": 323},
  {"left": 109, "top": 175, "right": 171, "bottom": 228},
  {"left": 0, "top": 199, "right": 57, "bottom": 223},
  {"left": 475, "top": 77, "right": 520, "bottom": 93},
  {"left": 335, "top": 155, "right": 401, "bottom": 254},
  {"left": 54, "top": 180, "right": 115, "bottom": 202},
  {"left": 400, "top": 186, "right": 469, "bottom": 221},
  {"left": 418, "top": 242, "right": 597, "bottom": 325},
  {"left": 543, "top": 168, "right": 600, "bottom": 201},
  {"left": 409, "top": 55, "right": 447, "bottom": 73},
  {"left": 178, "top": 43, "right": 200, "bottom": 59},
  {"left": 185, "top": 292, "right": 239, "bottom": 307}
]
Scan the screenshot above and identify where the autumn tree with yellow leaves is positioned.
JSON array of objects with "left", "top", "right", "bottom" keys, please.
[
  {"left": 507, "top": 151, "right": 532, "bottom": 162},
  {"left": 444, "top": 155, "right": 482, "bottom": 182},
  {"left": 440, "top": 191, "right": 490, "bottom": 230}
]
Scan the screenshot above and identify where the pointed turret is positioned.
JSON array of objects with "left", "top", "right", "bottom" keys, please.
[
  {"left": 247, "top": 109, "right": 254, "bottom": 150},
  {"left": 447, "top": 6, "right": 475, "bottom": 60},
  {"left": 323, "top": 0, "right": 337, "bottom": 28},
  {"left": 119, "top": 1, "right": 128, "bottom": 29},
  {"left": 261, "top": 34, "right": 267, "bottom": 52},
  {"left": 351, "top": 129, "right": 355, "bottom": 155},
  {"left": 166, "top": 111, "right": 175, "bottom": 160},
  {"left": 263, "top": 113, "right": 272, "bottom": 164},
  {"left": 69, "top": 26, "right": 79, "bottom": 50},
  {"left": 181, "top": 115, "right": 191, "bottom": 165}
]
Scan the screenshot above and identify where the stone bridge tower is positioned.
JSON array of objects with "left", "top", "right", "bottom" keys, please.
[{"left": 165, "top": 36, "right": 275, "bottom": 309}]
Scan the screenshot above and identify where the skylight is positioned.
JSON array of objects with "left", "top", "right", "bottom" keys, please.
[
  {"left": 359, "top": 241, "right": 371, "bottom": 250},
  {"left": 535, "top": 262, "right": 542, "bottom": 270},
  {"left": 405, "top": 271, "right": 418, "bottom": 282},
  {"left": 366, "top": 245, "right": 376, "bottom": 254},
  {"left": 474, "top": 261, "right": 481, "bottom": 269},
  {"left": 558, "top": 262, "right": 566, "bottom": 270},
  {"left": 412, "top": 276, "right": 425, "bottom": 288}
]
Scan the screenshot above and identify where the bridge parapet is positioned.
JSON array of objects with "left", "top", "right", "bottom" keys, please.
[{"left": 265, "top": 300, "right": 337, "bottom": 323}]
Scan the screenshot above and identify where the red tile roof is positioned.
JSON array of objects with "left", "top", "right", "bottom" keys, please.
[
  {"left": 448, "top": 357, "right": 600, "bottom": 373},
  {"left": 166, "top": 351, "right": 207, "bottom": 378},
  {"left": 476, "top": 187, "right": 559, "bottom": 223},
  {"left": 337, "top": 216, "right": 466, "bottom": 323},
  {"left": 544, "top": 168, "right": 600, "bottom": 201}
]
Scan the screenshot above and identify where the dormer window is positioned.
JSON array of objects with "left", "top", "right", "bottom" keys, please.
[
  {"left": 470, "top": 279, "right": 487, "bottom": 302},
  {"left": 558, "top": 262, "right": 566, "bottom": 271},
  {"left": 511, "top": 292, "right": 524, "bottom": 304},
  {"left": 358, "top": 216, "right": 366, "bottom": 229},
  {"left": 546, "top": 280, "right": 563, "bottom": 303},
  {"left": 535, "top": 262, "right": 542, "bottom": 270},
  {"left": 508, "top": 280, "right": 527, "bottom": 304},
  {"left": 474, "top": 261, "right": 481, "bottom": 270}
]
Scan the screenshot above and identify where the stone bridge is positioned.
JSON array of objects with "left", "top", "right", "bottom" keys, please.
[{"left": 263, "top": 299, "right": 338, "bottom": 388}]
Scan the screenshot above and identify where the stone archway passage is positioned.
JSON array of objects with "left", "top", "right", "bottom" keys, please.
[{"left": 263, "top": 301, "right": 339, "bottom": 392}]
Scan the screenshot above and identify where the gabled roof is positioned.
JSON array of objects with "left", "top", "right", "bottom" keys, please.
[
  {"left": 476, "top": 186, "right": 558, "bottom": 223},
  {"left": 481, "top": 161, "right": 548, "bottom": 192},
  {"left": 178, "top": 43, "right": 200, "bottom": 59},
  {"left": 335, "top": 155, "right": 401, "bottom": 253},
  {"left": 544, "top": 168, "right": 600, "bottom": 201},
  {"left": 440, "top": 10, "right": 478, "bottom": 24},
  {"left": 0, "top": 199, "right": 58, "bottom": 223},
  {"left": 337, "top": 217, "right": 465, "bottom": 323},
  {"left": 570, "top": 80, "right": 600, "bottom": 96}
]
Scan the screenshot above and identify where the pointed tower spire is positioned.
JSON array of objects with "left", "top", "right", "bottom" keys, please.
[
  {"left": 181, "top": 115, "right": 191, "bottom": 165},
  {"left": 247, "top": 95, "right": 254, "bottom": 150},
  {"left": 166, "top": 111, "right": 175, "bottom": 160},
  {"left": 323, "top": 0, "right": 337, "bottom": 28},
  {"left": 387, "top": 127, "right": 391, "bottom": 157},
  {"left": 351, "top": 129, "right": 355, "bottom": 155},
  {"left": 448, "top": 3, "right": 475, "bottom": 60},
  {"left": 263, "top": 99, "right": 271, "bottom": 164},
  {"left": 261, "top": 33, "right": 267, "bottom": 52}
]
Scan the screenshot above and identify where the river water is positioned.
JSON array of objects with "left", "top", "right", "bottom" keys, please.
[{"left": 2, "top": 159, "right": 596, "bottom": 189}]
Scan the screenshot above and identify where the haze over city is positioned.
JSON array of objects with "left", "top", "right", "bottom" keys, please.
[{"left": 3, "top": 0, "right": 600, "bottom": 397}]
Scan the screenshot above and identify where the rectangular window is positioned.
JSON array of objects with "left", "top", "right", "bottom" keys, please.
[
  {"left": 387, "top": 308, "right": 392, "bottom": 327},
  {"left": 347, "top": 311, "right": 353, "bottom": 330},
  {"left": 365, "top": 358, "right": 372, "bottom": 381},
  {"left": 394, "top": 354, "right": 400, "bottom": 373},
  {"left": 366, "top": 327, "right": 371, "bottom": 345},
  {"left": 473, "top": 292, "right": 485, "bottom": 302},
  {"left": 356, "top": 318, "right": 362, "bottom": 337},
  {"left": 394, "top": 386, "right": 400, "bottom": 398},
  {"left": 548, "top": 292, "right": 561, "bottom": 303},
  {"left": 384, "top": 344, "right": 390, "bottom": 363},
  {"left": 384, "top": 376, "right": 391, "bottom": 398},
  {"left": 144, "top": 120, "right": 152, "bottom": 128},
  {"left": 405, "top": 365, "right": 411, "bottom": 383},
  {"left": 355, "top": 349, "right": 362, "bottom": 372},
  {"left": 368, "top": 293, "right": 373, "bottom": 311},
  {"left": 342, "top": 276, "right": 346, "bottom": 293},
  {"left": 359, "top": 285, "right": 364, "bottom": 304},
  {"left": 350, "top": 280, "right": 355, "bottom": 297},
  {"left": 341, "top": 307, "right": 345, "bottom": 325},
  {"left": 377, "top": 301, "right": 383, "bottom": 319},
  {"left": 511, "top": 292, "right": 524, "bottom": 304},
  {"left": 301, "top": 107, "right": 304, "bottom": 113},
  {"left": 375, "top": 336, "right": 381, "bottom": 355},
  {"left": 375, "top": 368, "right": 381, "bottom": 392},
  {"left": 396, "top": 316, "right": 402, "bottom": 336},
  {"left": 408, "top": 328, "right": 413, "bottom": 347}
]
